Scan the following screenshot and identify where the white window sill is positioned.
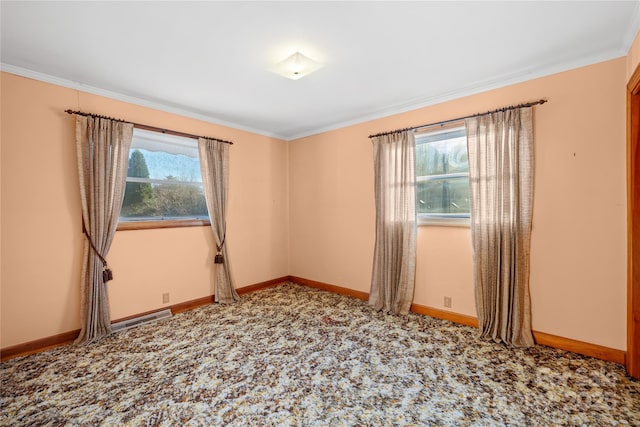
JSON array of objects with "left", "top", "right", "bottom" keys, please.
[{"left": 417, "top": 216, "right": 470, "bottom": 227}]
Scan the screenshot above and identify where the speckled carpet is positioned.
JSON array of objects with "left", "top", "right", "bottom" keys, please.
[{"left": 1, "top": 283, "right": 639, "bottom": 426}]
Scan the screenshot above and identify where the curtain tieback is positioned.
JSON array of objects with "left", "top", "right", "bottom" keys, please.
[
  {"left": 214, "top": 232, "right": 226, "bottom": 264},
  {"left": 82, "top": 219, "right": 113, "bottom": 282}
]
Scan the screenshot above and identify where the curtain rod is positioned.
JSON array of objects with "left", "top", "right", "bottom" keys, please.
[
  {"left": 64, "top": 109, "right": 234, "bottom": 145},
  {"left": 368, "top": 99, "right": 547, "bottom": 139}
]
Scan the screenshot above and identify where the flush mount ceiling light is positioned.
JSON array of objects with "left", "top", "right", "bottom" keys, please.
[{"left": 270, "top": 51, "right": 323, "bottom": 80}]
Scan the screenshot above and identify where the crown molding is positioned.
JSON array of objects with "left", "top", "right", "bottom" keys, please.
[
  {"left": 1, "top": 47, "right": 629, "bottom": 143},
  {"left": 621, "top": 1, "right": 640, "bottom": 54},
  {"left": 0, "top": 63, "right": 287, "bottom": 141},
  {"left": 285, "top": 50, "right": 626, "bottom": 141}
]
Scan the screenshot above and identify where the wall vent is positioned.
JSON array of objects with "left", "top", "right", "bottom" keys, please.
[{"left": 111, "top": 309, "right": 172, "bottom": 333}]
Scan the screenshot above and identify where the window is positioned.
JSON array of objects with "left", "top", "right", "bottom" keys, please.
[
  {"left": 415, "top": 124, "right": 470, "bottom": 225},
  {"left": 119, "top": 128, "right": 209, "bottom": 229}
]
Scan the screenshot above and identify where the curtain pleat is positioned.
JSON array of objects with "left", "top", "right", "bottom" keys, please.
[
  {"left": 75, "top": 116, "right": 133, "bottom": 344},
  {"left": 369, "top": 131, "right": 417, "bottom": 314},
  {"left": 466, "top": 107, "right": 534, "bottom": 347},
  {"left": 198, "top": 138, "right": 239, "bottom": 303}
]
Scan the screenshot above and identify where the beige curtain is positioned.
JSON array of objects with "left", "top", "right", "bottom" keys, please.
[
  {"left": 369, "top": 131, "right": 417, "bottom": 314},
  {"left": 466, "top": 107, "right": 535, "bottom": 347},
  {"left": 198, "top": 138, "right": 239, "bottom": 303},
  {"left": 75, "top": 116, "right": 133, "bottom": 344}
]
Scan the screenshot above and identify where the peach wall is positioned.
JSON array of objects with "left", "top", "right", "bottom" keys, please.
[
  {"left": 0, "top": 56, "right": 630, "bottom": 352},
  {"left": 0, "top": 75, "right": 3, "bottom": 343},
  {"left": 627, "top": 31, "right": 640, "bottom": 81},
  {"left": 0, "top": 72, "right": 289, "bottom": 348},
  {"left": 289, "top": 58, "right": 627, "bottom": 350}
]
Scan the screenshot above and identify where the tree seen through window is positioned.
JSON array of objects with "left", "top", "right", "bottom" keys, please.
[{"left": 120, "top": 129, "right": 208, "bottom": 221}]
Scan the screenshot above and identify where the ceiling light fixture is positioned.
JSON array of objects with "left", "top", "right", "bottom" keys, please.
[{"left": 270, "top": 51, "right": 322, "bottom": 80}]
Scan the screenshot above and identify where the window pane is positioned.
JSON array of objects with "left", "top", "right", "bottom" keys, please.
[
  {"left": 415, "top": 124, "right": 469, "bottom": 220},
  {"left": 137, "top": 148, "right": 202, "bottom": 183},
  {"left": 416, "top": 177, "right": 470, "bottom": 215},
  {"left": 120, "top": 129, "right": 208, "bottom": 221},
  {"left": 416, "top": 135, "right": 468, "bottom": 176},
  {"left": 121, "top": 182, "right": 208, "bottom": 219}
]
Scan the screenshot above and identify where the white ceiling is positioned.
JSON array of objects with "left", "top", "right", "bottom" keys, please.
[{"left": 2, "top": 1, "right": 639, "bottom": 140}]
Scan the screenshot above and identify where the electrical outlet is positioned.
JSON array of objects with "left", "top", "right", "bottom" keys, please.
[
  {"left": 162, "top": 293, "right": 170, "bottom": 304},
  {"left": 444, "top": 296, "right": 452, "bottom": 308}
]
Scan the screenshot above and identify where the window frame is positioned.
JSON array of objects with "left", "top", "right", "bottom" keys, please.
[
  {"left": 415, "top": 122, "right": 471, "bottom": 227},
  {"left": 117, "top": 128, "right": 211, "bottom": 231},
  {"left": 117, "top": 218, "right": 209, "bottom": 231}
]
